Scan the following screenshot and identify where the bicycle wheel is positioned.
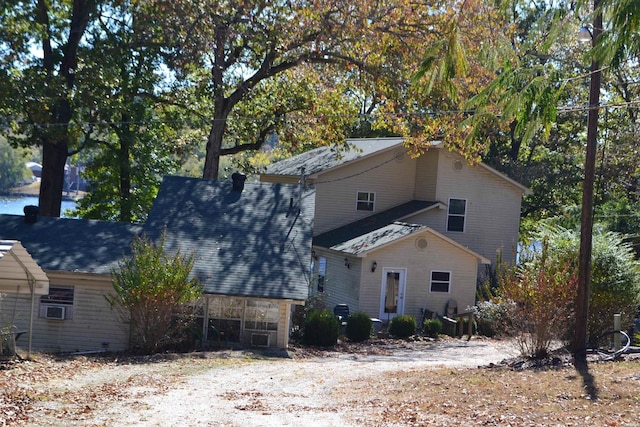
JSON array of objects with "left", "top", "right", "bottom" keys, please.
[{"left": 587, "top": 330, "right": 631, "bottom": 361}]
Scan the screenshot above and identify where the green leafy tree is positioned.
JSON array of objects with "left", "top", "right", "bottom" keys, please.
[
  {"left": 108, "top": 233, "right": 202, "bottom": 354},
  {"left": 68, "top": 2, "right": 191, "bottom": 222},
  {"left": 0, "top": 139, "right": 30, "bottom": 191},
  {"left": 0, "top": 0, "right": 98, "bottom": 217}
]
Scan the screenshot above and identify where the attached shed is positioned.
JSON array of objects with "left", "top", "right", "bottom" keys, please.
[
  {"left": 0, "top": 240, "right": 49, "bottom": 355},
  {"left": 0, "top": 215, "right": 142, "bottom": 353}
]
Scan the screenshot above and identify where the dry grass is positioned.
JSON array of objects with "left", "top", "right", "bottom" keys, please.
[
  {"left": 2, "top": 345, "right": 640, "bottom": 426},
  {"left": 353, "top": 360, "right": 640, "bottom": 426}
]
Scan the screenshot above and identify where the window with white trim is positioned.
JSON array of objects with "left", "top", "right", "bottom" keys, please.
[
  {"left": 356, "top": 191, "right": 375, "bottom": 211},
  {"left": 447, "top": 198, "right": 466, "bottom": 232},
  {"left": 430, "top": 271, "right": 451, "bottom": 293},
  {"left": 317, "top": 257, "right": 326, "bottom": 293}
]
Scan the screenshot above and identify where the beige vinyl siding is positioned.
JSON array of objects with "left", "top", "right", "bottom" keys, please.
[
  {"left": 312, "top": 249, "right": 361, "bottom": 311},
  {"left": 414, "top": 149, "right": 439, "bottom": 200},
  {"left": 433, "top": 152, "right": 523, "bottom": 265},
  {"left": 313, "top": 151, "right": 417, "bottom": 235},
  {"left": 357, "top": 231, "right": 479, "bottom": 323},
  {"left": 3, "top": 272, "right": 129, "bottom": 353}
]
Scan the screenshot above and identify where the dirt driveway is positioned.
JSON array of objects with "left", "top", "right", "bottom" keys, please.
[{"left": 4, "top": 337, "right": 519, "bottom": 426}]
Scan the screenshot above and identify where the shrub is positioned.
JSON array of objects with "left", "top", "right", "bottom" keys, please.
[
  {"left": 495, "top": 233, "right": 578, "bottom": 358},
  {"left": 346, "top": 312, "right": 373, "bottom": 342},
  {"left": 107, "top": 232, "right": 202, "bottom": 354},
  {"left": 303, "top": 309, "right": 340, "bottom": 347},
  {"left": 422, "top": 318, "right": 442, "bottom": 338},
  {"left": 291, "top": 293, "right": 327, "bottom": 341},
  {"left": 472, "top": 300, "right": 510, "bottom": 337},
  {"left": 389, "top": 315, "right": 416, "bottom": 338}
]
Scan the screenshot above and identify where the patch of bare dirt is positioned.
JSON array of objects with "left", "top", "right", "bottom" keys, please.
[{"left": 1, "top": 337, "right": 520, "bottom": 426}]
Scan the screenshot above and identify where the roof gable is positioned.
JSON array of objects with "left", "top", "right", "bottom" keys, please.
[
  {"left": 0, "top": 240, "right": 49, "bottom": 294},
  {"left": 265, "top": 137, "right": 529, "bottom": 194},
  {"left": 323, "top": 221, "right": 490, "bottom": 264},
  {"left": 145, "top": 176, "right": 315, "bottom": 301}
]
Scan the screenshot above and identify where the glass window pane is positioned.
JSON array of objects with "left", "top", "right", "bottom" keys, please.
[{"left": 449, "top": 199, "right": 466, "bottom": 215}]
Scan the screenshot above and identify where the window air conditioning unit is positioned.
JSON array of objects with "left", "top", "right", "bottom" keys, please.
[
  {"left": 250, "top": 333, "right": 270, "bottom": 347},
  {"left": 45, "top": 305, "right": 66, "bottom": 320}
]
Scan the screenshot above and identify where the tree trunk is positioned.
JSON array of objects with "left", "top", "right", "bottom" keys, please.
[
  {"left": 35, "top": 0, "right": 95, "bottom": 217},
  {"left": 118, "top": 114, "right": 132, "bottom": 222},
  {"left": 202, "top": 114, "right": 228, "bottom": 179},
  {"left": 38, "top": 139, "right": 68, "bottom": 217}
]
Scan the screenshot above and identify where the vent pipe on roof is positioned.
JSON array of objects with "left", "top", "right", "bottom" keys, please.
[
  {"left": 24, "top": 205, "right": 38, "bottom": 224},
  {"left": 298, "top": 166, "right": 305, "bottom": 208},
  {"left": 231, "top": 172, "right": 247, "bottom": 192}
]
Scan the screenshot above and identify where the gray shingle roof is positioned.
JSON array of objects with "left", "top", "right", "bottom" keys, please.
[
  {"left": 313, "top": 200, "right": 440, "bottom": 249},
  {"left": 329, "top": 222, "right": 428, "bottom": 255},
  {"left": 265, "top": 138, "right": 405, "bottom": 177},
  {"left": 0, "top": 214, "right": 143, "bottom": 274},
  {"left": 145, "top": 176, "right": 315, "bottom": 301}
]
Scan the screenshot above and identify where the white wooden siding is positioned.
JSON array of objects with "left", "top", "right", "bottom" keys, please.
[
  {"left": 1, "top": 272, "right": 129, "bottom": 353},
  {"left": 313, "top": 151, "right": 417, "bottom": 235},
  {"left": 357, "top": 231, "right": 479, "bottom": 323}
]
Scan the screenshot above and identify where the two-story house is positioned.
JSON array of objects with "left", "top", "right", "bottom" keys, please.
[{"left": 261, "top": 137, "right": 530, "bottom": 323}]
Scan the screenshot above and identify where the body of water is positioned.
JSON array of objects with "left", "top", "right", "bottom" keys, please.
[{"left": 0, "top": 195, "right": 77, "bottom": 216}]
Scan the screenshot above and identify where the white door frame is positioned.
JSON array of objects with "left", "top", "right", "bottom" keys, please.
[{"left": 379, "top": 268, "right": 407, "bottom": 321}]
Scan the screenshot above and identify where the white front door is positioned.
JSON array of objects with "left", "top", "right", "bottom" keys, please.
[{"left": 379, "top": 268, "right": 406, "bottom": 321}]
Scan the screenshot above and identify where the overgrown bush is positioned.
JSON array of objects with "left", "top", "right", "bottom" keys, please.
[
  {"left": 346, "top": 312, "right": 373, "bottom": 342},
  {"left": 303, "top": 309, "right": 340, "bottom": 347},
  {"left": 389, "top": 315, "right": 416, "bottom": 338},
  {"left": 422, "top": 318, "right": 442, "bottom": 338},
  {"left": 107, "top": 233, "right": 202, "bottom": 354}
]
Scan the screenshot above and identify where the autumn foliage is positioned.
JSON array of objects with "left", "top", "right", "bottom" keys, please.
[{"left": 493, "top": 238, "right": 578, "bottom": 358}]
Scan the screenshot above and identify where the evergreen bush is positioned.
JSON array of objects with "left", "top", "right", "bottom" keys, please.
[
  {"left": 389, "top": 315, "right": 416, "bottom": 338},
  {"left": 303, "top": 309, "right": 340, "bottom": 347},
  {"left": 346, "top": 312, "right": 373, "bottom": 342},
  {"left": 422, "top": 318, "right": 442, "bottom": 338}
]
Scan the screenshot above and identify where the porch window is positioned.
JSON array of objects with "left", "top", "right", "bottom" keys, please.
[
  {"left": 447, "top": 198, "right": 466, "bottom": 232},
  {"left": 430, "top": 271, "right": 451, "bottom": 293},
  {"left": 244, "top": 300, "right": 278, "bottom": 332},
  {"left": 207, "top": 297, "right": 243, "bottom": 343},
  {"left": 356, "top": 191, "right": 375, "bottom": 211}
]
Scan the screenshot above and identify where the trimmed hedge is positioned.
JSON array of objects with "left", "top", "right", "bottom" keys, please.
[
  {"left": 303, "top": 309, "right": 340, "bottom": 347},
  {"left": 422, "top": 318, "right": 442, "bottom": 338},
  {"left": 389, "top": 315, "right": 416, "bottom": 338},
  {"left": 346, "top": 312, "right": 373, "bottom": 342}
]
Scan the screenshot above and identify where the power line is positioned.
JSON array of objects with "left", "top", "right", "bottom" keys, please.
[{"left": 3, "top": 98, "right": 640, "bottom": 131}]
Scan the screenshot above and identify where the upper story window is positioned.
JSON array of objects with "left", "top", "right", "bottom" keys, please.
[
  {"left": 447, "top": 198, "right": 466, "bottom": 232},
  {"left": 430, "top": 271, "right": 451, "bottom": 293},
  {"left": 356, "top": 191, "right": 375, "bottom": 211}
]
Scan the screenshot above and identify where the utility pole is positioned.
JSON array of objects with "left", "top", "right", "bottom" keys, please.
[{"left": 574, "top": 1, "right": 603, "bottom": 362}]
